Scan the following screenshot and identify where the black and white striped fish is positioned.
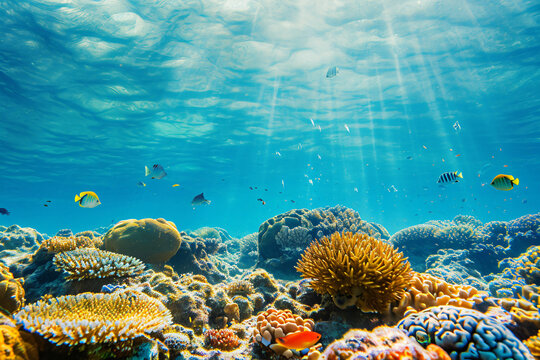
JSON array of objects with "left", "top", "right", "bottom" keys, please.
[{"left": 437, "top": 171, "right": 463, "bottom": 184}]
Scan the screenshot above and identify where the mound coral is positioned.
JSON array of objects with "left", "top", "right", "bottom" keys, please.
[
  {"left": 397, "top": 305, "right": 534, "bottom": 360},
  {"left": 14, "top": 291, "right": 172, "bottom": 346},
  {"left": 53, "top": 248, "right": 145, "bottom": 281},
  {"left": 0, "top": 263, "right": 25, "bottom": 314},
  {"left": 253, "top": 308, "right": 316, "bottom": 358},
  {"left": 104, "top": 218, "right": 182, "bottom": 263},
  {"left": 0, "top": 323, "right": 38, "bottom": 360},
  {"left": 205, "top": 329, "right": 240, "bottom": 351},
  {"left": 313, "top": 326, "right": 450, "bottom": 360},
  {"left": 296, "top": 232, "right": 412, "bottom": 312},
  {"left": 226, "top": 280, "right": 255, "bottom": 297},
  {"left": 39, "top": 235, "right": 100, "bottom": 253},
  {"left": 390, "top": 272, "right": 488, "bottom": 320}
]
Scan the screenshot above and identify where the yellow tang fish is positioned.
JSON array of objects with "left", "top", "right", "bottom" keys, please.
[
  {"left": 491, "top": 174, "right": 519, "bottom": 191},
  {"left": 74, "top": 191, "right": 101, "bottom": 208}
]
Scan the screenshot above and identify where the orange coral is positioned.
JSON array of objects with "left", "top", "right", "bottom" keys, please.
[
  {"left": 0, "top": 264, "right": 25, "bottom": 314},
  {"left": 296, "top": 232, "right": 412, "bottom": 312},
  {"left": 205, "top": 329, "right": 240, "bottom": 351},
  {"left": 0, "top": 323, "right": 38, "bottom": 360},
  {"left": 389, "top": 272, "right": 488, "bottom": 320}
]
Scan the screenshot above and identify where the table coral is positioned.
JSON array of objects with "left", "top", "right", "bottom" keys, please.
[
  {"left": 103, "top": 218, "right": 182, "bottom": 263},
  {"left": 0, "top": 263, "right": 25, "bottom": 314},
  {"left": 313, "top": 326, "right": 450, "bottom": 360},
  {"left": 53, "top": 248, "right": 145, "bottom": 280},
  {"left": 397, "top": 305, "right": 534, "bottom": 360},
  {"left": 296, "top": 232, "right": 412, "bottom": 312},
  {"left": 14, "top": 291, "right": 172, "bottom": 346}
]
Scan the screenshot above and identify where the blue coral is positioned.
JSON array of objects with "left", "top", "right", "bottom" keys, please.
[{"left": 397, "top": 305, "right": 534, "bottom": 360}]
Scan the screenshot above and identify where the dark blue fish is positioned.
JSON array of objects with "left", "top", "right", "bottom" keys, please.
[
  {"left": 0, "top": 208, "right": 10, "bottom": 215},
  {"left": 191, "top": 193, "right": 211, "bottom": 206},
  {"left": 437, "top": 171, "right": 462, "bottom": 184}
]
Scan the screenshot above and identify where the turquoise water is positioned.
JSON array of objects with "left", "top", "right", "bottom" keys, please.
[{"left": 0, "top": 0, "right": 538, "bottom": 236}]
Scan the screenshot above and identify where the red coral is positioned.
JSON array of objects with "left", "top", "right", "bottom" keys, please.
[{"left": 205, "top": 329, "right": 240, "bottom": 351}]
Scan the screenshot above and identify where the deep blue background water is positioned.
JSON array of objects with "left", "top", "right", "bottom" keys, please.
[{"left": 0, "top": 0, "right": 538, "bottom": 237}]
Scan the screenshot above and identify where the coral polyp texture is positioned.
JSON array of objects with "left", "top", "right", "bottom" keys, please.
[
  {"left": 296, "top": 232, "right": 412, "bottom": 312},
  {"left": 103, "top": 218, "right": 182, "bottom": 264},
  {"left": 390, "top": 272, "right": 488, "bottom": 320},
  {"left": 205, "top": 328, "right": 241, "bottom": 351},
  {"left": 397, "top": 305, "right": 534, "bottom": 360},
  {"left": 53, "top": 248, "right": 145, "bottom": 280},
  {"left": 14, "top": 291, "right": 172, "bottom": 346},
  {"left": 0, "top": 263, "right": 25, "bottom": 314},
  {"left": 313, "top": 326, "right": 450, "bottom": 360},
  {"left": 39, "top": 235, "right": 100, "bottom": 253},
  {"left": 226, "top": 280, "right": 255, "bottom": 296},
  {"left": 0, "top": 322, "right": 39, "bottom": 360}
]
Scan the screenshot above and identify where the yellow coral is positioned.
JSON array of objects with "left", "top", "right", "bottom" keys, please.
[
  {"left": 53, "top": 248, "right": 145, "bottom": 281},
  {"left": 226, "top": 280, "right": 254, "bottom": 296},
  {"left": 525, "top": 330, "right": 540, "bottom": 359},
  {"left": 390, "top": 272, "right": 488, "bottom": 320},
  {"left": 39, "top": 235, "right": 99, "bottom": 253},
  {"left": 0, "top": 324, "right": 38, "bottom": 360},
  {"left": 14, "top": 291, "right": 172, "bottom": 346},
  {"left": 296, "top": 232, "right": 412, "bottom": 312},
  {"left": 0, "top": 264, "right": 25, "bottom": 314}
]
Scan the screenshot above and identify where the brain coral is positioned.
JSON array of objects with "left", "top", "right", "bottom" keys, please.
[
  {"left": 53, "top": 248, "right": 145, "bottom": 281},
  {"left": 14, "top": 291, "right": 172, "bottom": 346},
  {"left": 313, "top": 326, "right": 450, "bottom": 360},
  {"left": 296, "top": 232, "right": 412, "bottom": 312},
  {"left": 104, "top": 218, "right": 182, "bottom": 263},
  {"left": 397, "top": 305, "right": 534, "bottom": 360},
  {"left": 0, "top": 263, "right": 25, "bottom": 314}
]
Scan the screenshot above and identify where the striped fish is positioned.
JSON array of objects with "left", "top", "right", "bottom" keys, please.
[
  {"left": 491, "top": 174, "right": 519, "bottom": 191},
  {"left": 437, "top": 171, "right": 463, "bottom": 184},
  {"left": 74, "top": 191, "right": 101, "bottom": 208}
]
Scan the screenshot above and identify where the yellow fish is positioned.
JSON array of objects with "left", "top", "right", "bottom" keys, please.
[
  {"left": 491, "top": 174, "right": 519, "bottom": 191},
  {"left": 74, "top": 191, "right": 101, "bottom": 208},
  {"left": 172, "top": 184, "right": 180, "bottom": 187}
]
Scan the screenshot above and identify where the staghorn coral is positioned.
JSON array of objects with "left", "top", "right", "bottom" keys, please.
[
  {"left": 39, "top": 235, "right": 99, "bottom": 253},
  {"left": 312, "top": 326, "right": 450, "bottom": 360},
  {"left": 226, "top": 280, "right": 255, "bottom": 297},
  {"left": 397, "top": 305, "right": 534, "bottom": 360},
  {"left": 253, "top": 308, "right": 316, "bottom": 358},
  {"left": 14, "top": 291, "right": 172, "bottom": 346},
  {"left": 0, "top": 263, "right": 25, "bottom": 314},
  {"left": 390, "top": 272, "right": 488, "bottom": 320},
  {"left": 104, "top": 218, "right": 182, "bottom": 264},
  {"left": 53, "top": 248, "right": 145, "bottom": 281},
  {"left": 204, "top": 329, "right": 241, "bottom": 351},
  {"left": 296, "top": 232, "right": 412, "bottom": 312},
  {"left": 0, "top": 323, "right": 39, "bottom": 360}
]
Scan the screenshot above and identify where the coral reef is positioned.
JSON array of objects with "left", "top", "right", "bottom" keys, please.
[
  {"left": 53, "top": 248, "right": 145, "bottom": 281},
  {"left": 524, "top": 330, "right": 540, "bottom": 359},
  {"left": 425, "top": 249, "right": 487, "bottom": 290},
  {"left": 397, "top": 305, "right": 534, "bottom": 360},
  {"left": 312, "top": 326, "right": 450, "bottom": 360},
  {"left": 258, "top": 206, "right": 379, "bottom": 276},
  {"left": 103, "top": 218, "right": 182, "bottom": 264},
  {"left": 227, "top": 280, "right": 255, "bottom": 297},
  {"left": 205, "top": 328, "right": 241, "bottom": 351},
  {"left": 296, "top": 232, "right": 412, "bottom": 312},
  {"left": 0, "top": 263, "right": 25, "bottom": 314},
  {"left": 237, "top": 233, "right": 258, "bottom": 268},
  {"left": 0, "top": 321, "right": 38, "bottom": 360},
  {"left": 39, "top": 235, "right": 102, "bottom": 253},
  {"left": 0, "top": 225, "right": 44, "bottom": 252},
  {"left": 14, "top": 291, "right": 172, "bottom": 346}
]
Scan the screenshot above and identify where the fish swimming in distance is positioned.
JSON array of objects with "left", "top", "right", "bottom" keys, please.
[
  {"left": 326, "top": 66, "right": 339, "bottom": 78},
  {"left": 74, "top": 191, "right": 101, "bottom": 208},
  {"left": 145, "top": 164, "right": 167, "bottom": 179},
  {"left": 192, "top": 193, "right": 211, "bottom": 206},
  {"left": 137, "top": 181, "right": 146, "bottom": 187},
  {"left": 0, "top": 208, "right": 10, "bottom": 215},
  {"left": 437, "top": 171, "right": 462, "bottom": 184},
  {"left": 491, "top": 174, "right": 519, "bottom": 191}
]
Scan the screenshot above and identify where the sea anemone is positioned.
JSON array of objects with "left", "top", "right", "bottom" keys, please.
[{"left": 296, "top": 232, "right": 412, "bottom": 312}]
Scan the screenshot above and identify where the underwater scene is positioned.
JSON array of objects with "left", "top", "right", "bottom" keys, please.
[{"left": 0, "top": 0, "right": 539, "bottom": 359}]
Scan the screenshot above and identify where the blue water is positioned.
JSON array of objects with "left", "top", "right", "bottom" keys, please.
[{"left": 0, "top": 0, "right": 538, "bottom": 237}]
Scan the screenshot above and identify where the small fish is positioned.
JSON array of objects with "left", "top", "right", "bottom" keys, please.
[
  {"left": 387, "top": 185, "right": 398, "bottom": 192},
  {"left": 309, "top": 179, "right": 313, "bottom": 185},
  {"left": 406, "top": 156, "right": 413, "bottom": 160},
  {"left": 523, "top": 199, "right": 528, "bottom": 204},
  {"left": 491, "top": 174, "right": 519, "bottom": 191},
  {"left": 275, "top": 151, "right": 281, "bottom": 156},
  {"left": 326, "top": 66, "right": 339, "bottom": 78},
  {"left": 249, "top": 187, "right": 254, "bottom": 190},
  {"left": 137, "top": 181, "right": 146, "bottom": 187},
  {"left": 317, "top": 154, "right": 322, "bottom": 160},
  {"left": 172, "top": 184, "right": 180, "bottom": 187},
  {"left": 310, "top": 118, "right": 315, "bottom": 127},
  {"left": 291, "top": 200, "right": 296, "bottom": 203},
  {"left": 453, "top": 121, "right": 461, "bottom": 131},
  {"left": 354, "top": 187, "right": 358, "bottom": 192},
  {"left": 191, "top": 193, "right": 211, "bottom": 206},
  {"left": 344, "top": 124, "right": 350, "bottom": 133},
  {"left": 317, "top": 125, "right": 322, "bottom": 132},
  {"left": 264, "top": 189, "right": 268, "bottom": 191},
  {"left": 74, "top": 191, "right": 101, "bottom": 208},
  {"left": 422, "top": 145, "right": 428, "bottom": 149},
  {"left": 46, "top": 200, "right": 51, "bottom": 203},
  {"left": 145, "top": 164, "right": 167, "bottom": 179},
  {"left": 437, "top": 171, "right": 463, "bottom": 184},
  {"left": 276, "top": 331, "right": 321, "bottom": 350},
  {"left": 43, "top": 204, "right": 48, "bottom": 207},
  {"left": 0, "top": 208, "right": 10, "bottom": 215},
  {"left": 282, "top": 179, "right": 285, "bottom": 188},
  {"left": 257, "top": 198, "right": 266, "bottom": 205},
  {"left": 298, "top": 143, "right": 302, "bottom": 150}
]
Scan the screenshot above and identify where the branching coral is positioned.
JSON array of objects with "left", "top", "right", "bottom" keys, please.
[
  {"left": 296, "top": 232, "right": 412, "bottom": 312},
  {"left": 39, "top": 235, "right": 100, "bottom": 253},
  {"left": 204, "top": 329, "right": 240, "bottom": 351},
  {"left": 14, "top": 291, "right": 172, "bottom": 346},
  {"left": 0, "top": 263, "right": 25, "bottom": 314},
  {"left": 53, "top": 248, "right": 145, "bottom": 281},
  {"left": 397, "top": 305, "right": 534, "bottom": 360}
]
